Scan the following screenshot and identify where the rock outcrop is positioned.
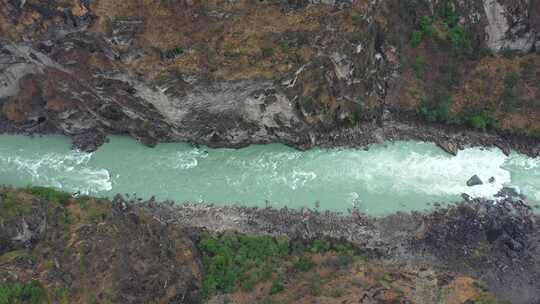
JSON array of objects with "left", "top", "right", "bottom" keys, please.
[
  {"left": 483, "top": 0, "right": 538, "bottom": 53},
  {"left": 0, "top": 0, "right": 539, "bottom": 154}
]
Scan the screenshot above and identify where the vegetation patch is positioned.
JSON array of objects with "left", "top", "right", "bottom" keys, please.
[
  {"left": 0, "top": 192, "right": 34, "bottom": 220},
  {"left": 0, "top": 281, "right": 45, "bottom": 304},
  {"left": 411, "top": 3, "right": 473, "bottom": 58},
  {"left": 467, "top": 112, "right": 498, "bottom": 130},
  {"left": 419, "top": 99, "right": 451, "bottom": 123},
  {"left": 25, "top": 186, "right": 71, "bottom": 206},
  {"left": 198, "top": 233, "right": 357, "bottom": 298},
  {"left": 411, "top": 16, "right": 433, "bottom": 48}
]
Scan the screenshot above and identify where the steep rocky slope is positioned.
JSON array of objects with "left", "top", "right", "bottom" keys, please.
[
  {"left": 1, "top": 0, "right": 539, "bottom": 154},
  {"left": 1, "top": 187, "right": 539, "bottom": 303}
]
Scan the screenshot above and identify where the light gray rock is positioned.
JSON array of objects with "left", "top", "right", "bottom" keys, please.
[{"left": 483, "top": 0, "right": 536, "bottom": 53}]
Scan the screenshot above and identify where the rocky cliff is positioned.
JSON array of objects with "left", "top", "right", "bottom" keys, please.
[
  {"left": 1, "top": 0, "right": 539, "bottom": 153},
  {"left": 2, "top": 187, "right": 539, "bottom": 303}
]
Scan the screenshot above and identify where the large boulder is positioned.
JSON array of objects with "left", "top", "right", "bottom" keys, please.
[{"left": 467, "top": 175, "right": 483, "bottom": 187}]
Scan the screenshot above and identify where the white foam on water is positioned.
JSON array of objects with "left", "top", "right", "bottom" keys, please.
[
  {"left": 289, "top": 170, "right": 317, "bottom": 190},
  {"left": 330, "top": 143, "right": 512, "bottom": 199},
  {"left": 503, "top": 152, "right": 540, "bottom": 201},
  {"left": 505, "top": 153, "right": 540, "bottom": 170},
  {"left": 2, "top": 135, "right": 540, "bottom": 214},
  {"left": 0, "top": 150, "right": 111, "bottom": 194},
  {"left": 153, "top": 148, "right": 208, "bottom": 170}
]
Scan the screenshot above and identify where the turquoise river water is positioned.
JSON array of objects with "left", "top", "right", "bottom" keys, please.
[{"left": 1, "top": 134, "right": 539, "bottom": 215}]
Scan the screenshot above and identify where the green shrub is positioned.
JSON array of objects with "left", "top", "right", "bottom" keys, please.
[
  {"left": 411, "top": 16, "right": 433, "bottom": 47},
  {"left": 438, "top": 2, "right": 459, "bottom": 28},
  {"left": 171, "top": 47, "right": 184, "bottom": 56},
  {"left": 418, "top": 16, "right": 434, "bottom": 37},
  {"left": 164, "top": 46, "right": 184, "bottom": 59},
  {"left": 504, "top": 73, "right": 519, "bottom": 89},
  {"left": 419, "top": 99, "right": 451, "bottom": 123},
  {"left": 311, "top": 240, "right": 331, "bottom": 253},
  {"left": 472, "top": 281, "right": 489, "bottom": 292},
  {"left": 198, "top": 234, "right": 290, "bottom": 297},
  {"left": 198, "top": 234, "right": 355, "bottom": 298},
  {"left": 270, "top": 278, "right": 284, "bottom": 294},
  {"left": 240, "top": 273, "right": 258, "bottom": 292},
  {"left": 261, "top": 47, "right": 275, "bottom": 58},
  {"left": 0, "top": 281, "right": 45, "bottom": 304},
  {"left": 279, "top": 41, "right": 290, "bottom": 53},
  {"left": 413, "top": 56, "right": 426, "bottom": 78},
  {"left": 448, "top": 26, "right": 472, "bottom": 57},
  {"left": 26, "top": 186, "right": 71, "bottom": 205},
  {"left": 335, "top": 250, "right": 354, "bottom": 266},
  {"left": 411, "top": 7, "right": 473, "bottom": 58},
  {"left": 411, "top": 31, "right": 424, "bottom": 48},
  {"left": 293, "top": 256, "right": 314, "bottom": 272},
  {"left": 468, "top": 112, "right": 498, "bottom": 130}
]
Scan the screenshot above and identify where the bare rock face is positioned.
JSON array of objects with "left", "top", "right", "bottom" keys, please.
[
  {"left": 1, "top": 0, "right": 540, "bottom": 152},
  {"left": 0, "top": 0, "right": 396, "bottom": 150},
  {"left": 483, "top": 0, "right": 537, "bottom": 53},
  {"left": 415, "top": 198, "right": 539, "bottom": 304}
]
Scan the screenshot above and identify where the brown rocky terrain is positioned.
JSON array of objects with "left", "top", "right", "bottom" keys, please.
[
  {"left": 1, "top": 187, "right": 539, "bottom": 303},
  {"left": 0, "top": 0, "right": 539, "bottom": 155}
]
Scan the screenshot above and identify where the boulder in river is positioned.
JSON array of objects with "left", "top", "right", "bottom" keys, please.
[
  {"left": 437, "top": 141, "right": 458, "bottom": 156},
  {"left": 489, "top": 177, "right": 496, "bottom": 183},
  {"left": 466, "top": 175, "right": 483, "bottom": 187}
]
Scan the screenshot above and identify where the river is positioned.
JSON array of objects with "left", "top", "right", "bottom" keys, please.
[{"left": 1, "top": 134, "right": 539, "bottom": 215}]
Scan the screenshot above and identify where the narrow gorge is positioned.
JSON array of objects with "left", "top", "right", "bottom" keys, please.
[{"left": 1, "top": 0, "right": 540, "bottom": 303}]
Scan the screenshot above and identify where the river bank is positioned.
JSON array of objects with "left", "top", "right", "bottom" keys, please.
[
  {"left": 2, "top": 0, "right": 540, "bottom": 157},
  {"left": 1, "top": 187, "right": 538, "bottom": 303},
  {"left": 2, "top": 114, "right": 540, "bottom": 158}
]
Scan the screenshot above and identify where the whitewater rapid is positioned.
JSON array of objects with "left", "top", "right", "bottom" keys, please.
[{"left": 0, "top": 135, "right": 538, "bottom": 215}]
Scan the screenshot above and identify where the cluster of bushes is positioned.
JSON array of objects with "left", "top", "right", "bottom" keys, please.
[
  {"left": 419, "top": 99, "right": 498, "bottom": 131},
  {"left": 198, "top": 233, "right": 356, "bottom": 298},
  {"left": 411, "top": 16, "right": 434, "bottom": 48},
  {"left": 411, "top": 3, "right": 473, "bottom": 58},
  {"left": 413, "top": 56, "right": 426, "bottom": 78},
  {"left": 467, "top": 112, "right": 498, "bottom": 130},
  {"left": 419, "top": 99, "right": 451, "bottom": 123},
  {"left": 0, "top": 281, "right": 45, "bottom": 304}
]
